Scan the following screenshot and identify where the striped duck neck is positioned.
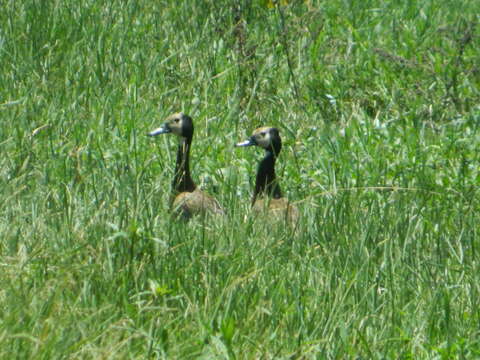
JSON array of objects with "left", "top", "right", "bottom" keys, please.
[
  {"left": 173, "top": 134, "right": 196, "bottom": 194},
  {"left": 253, "top": 141, "right": 282, "bottom": 205}
]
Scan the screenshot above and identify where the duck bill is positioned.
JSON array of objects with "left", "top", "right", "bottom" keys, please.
[
  {"left": 235, "top": 138, "right": 255, "bottom": 147},
  {"left": 148, "top": 124, "right": 171, "bottom": 136}
]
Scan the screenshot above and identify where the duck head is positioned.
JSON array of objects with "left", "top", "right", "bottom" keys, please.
[
  {"left": 235, "top": 127, "right": 282, "bottom": 156},
  {"left": 148, "top": 112, "right": 194, "bottom": 139}
]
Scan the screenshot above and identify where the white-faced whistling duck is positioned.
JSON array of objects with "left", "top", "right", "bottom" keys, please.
[
  {"left": 148, "top": 112, "right": 224, "bottom": 219},
  {"left": 236, "top": 127, "right": 299, "bottom": 224}
]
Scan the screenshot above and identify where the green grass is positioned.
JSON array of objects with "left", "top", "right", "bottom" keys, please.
[{"left": 1, "top": 0, "right": 479, "bottom": 358}]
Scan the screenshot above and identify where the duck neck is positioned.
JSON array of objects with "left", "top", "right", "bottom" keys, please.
[
  {"left": 253, "top": 150, "right": 282, "bottom": 204},
  {"left": 173, "top": 136, "right": 196, "bottom": 193}
]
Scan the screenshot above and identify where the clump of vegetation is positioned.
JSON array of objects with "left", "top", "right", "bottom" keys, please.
[{"left": 0, "top": 0, "right": 479, "bottom": 358}]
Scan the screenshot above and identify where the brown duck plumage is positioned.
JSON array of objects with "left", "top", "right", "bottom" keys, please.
[
  {"left": 236, "top": 127, "right": 299, "bottom": 224},
  {"left": 149, "top": 112, "right": 224, "bottom": 219}
]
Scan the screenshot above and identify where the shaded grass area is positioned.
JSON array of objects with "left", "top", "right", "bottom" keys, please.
[{"left": 1, "top": 0, "right": 479, "bottom": 358}]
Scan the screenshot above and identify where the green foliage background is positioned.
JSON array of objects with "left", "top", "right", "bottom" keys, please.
[{"left": 0, "top": 0, "right": 479, "bottom": 358}]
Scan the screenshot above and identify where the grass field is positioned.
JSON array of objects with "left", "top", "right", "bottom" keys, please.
[{"left": 1, "top": 0, "right": 479, "bottom": 358}]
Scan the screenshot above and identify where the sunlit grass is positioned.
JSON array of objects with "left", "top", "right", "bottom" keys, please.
[{"left": 1, "top": 0, "right": 479, "bottom": 358}]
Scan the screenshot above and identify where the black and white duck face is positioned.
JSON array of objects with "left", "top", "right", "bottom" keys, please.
[
  {"left": 235, "top": 127, "right": 282, "bottom": 154},
  {"left": 149, "top": 112, "right": 194, "bottom": 139}
]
